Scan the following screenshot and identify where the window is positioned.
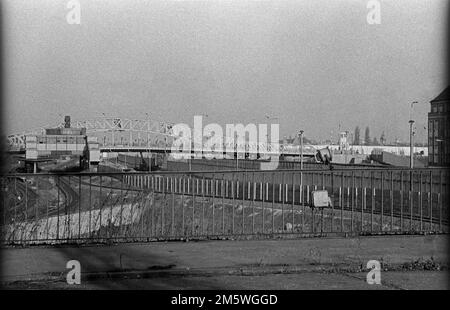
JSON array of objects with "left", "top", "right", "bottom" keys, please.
[
  {"left": 438, "top": 105, "right": 444, "bottom": 113},
  {"left": 432, "top": 105, "right": 438, "bottom": 113},
  {"left": 446, "top": 144, "right": 449, "bottom": 163},
  {"left": 434, "top": 120, "right": 439, "bottom": 138},
  {"left": 428, "top": 121, "right": 433, "bottom": 138}
]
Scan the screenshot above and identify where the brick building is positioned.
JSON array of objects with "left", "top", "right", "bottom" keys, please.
[{"left": 428, "top": 86, "right": 450, "bottom": 166}]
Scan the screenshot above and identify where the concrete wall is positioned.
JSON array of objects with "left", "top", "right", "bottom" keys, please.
[{"left": 315, "top": 144, "right": 428, "bottom": 156}]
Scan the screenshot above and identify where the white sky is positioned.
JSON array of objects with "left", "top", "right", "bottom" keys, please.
[{"left": 2, "top": 0, "right": 448, "bottom": 143}]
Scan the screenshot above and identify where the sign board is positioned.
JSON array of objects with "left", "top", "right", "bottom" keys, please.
[{"left": 311, "top": 190, "right": 331, "bottom": 208}]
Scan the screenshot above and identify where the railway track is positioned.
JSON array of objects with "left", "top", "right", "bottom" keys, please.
[
  {"left": 80, "top": 174, "right": 449, "bottom": 227},
  {"left": 3, "top": 173, "right": 447, "bottom": 235}
]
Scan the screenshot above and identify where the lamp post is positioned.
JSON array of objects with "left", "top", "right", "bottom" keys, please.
[
  {"left": 409, "top": 101, "right": 418, "bottom": 121},
  {"left": 198, "top": 113, "right": 209, "bottom": 165},
  {"left": 408, "top": 101, "right": 418, "bottom": 169},
  {"left": 298, "top": 130, "right": 304, "bottom": 169},
  {"left": 409, "top": 120, "right": 415, "bottom": 169},
  {"left": 344, "top": 130, "right": 349, "bottom": 163}
]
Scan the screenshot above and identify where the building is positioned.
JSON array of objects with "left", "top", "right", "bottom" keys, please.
[
  {"left": 428, "top": 86, "right": 450, "bottom": 166},
  {"left": 25, "top": 116, "right": 100, "bottom": 171}
]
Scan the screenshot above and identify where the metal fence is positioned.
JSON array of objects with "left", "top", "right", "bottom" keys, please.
[{"left": 1, "top": 167, "right": 449, "bottom": 245}]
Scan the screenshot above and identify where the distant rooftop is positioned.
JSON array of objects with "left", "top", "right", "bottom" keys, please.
[
  {"left": 431, "top": 86, "right": 450, "bottom": 103},
  {"left": 45, "top": 127, "right": 86, "bottom": 136}
]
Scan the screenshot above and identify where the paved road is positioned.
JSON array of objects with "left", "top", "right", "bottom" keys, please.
[{"left": 1, "top": 235, "right": 448, "bottom": 289}]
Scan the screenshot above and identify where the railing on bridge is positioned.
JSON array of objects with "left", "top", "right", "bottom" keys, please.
[{"left": 1, "top": 168, "right": 448, "bottom": 245}]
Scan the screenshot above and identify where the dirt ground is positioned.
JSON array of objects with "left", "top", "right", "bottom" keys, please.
[{"left": 1, "top": 234, "right": 448, "bottom": 290}]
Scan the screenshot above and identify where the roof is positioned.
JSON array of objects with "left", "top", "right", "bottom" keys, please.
[{"left": 431, "top": 86, "right": 450, "bottom": 103}]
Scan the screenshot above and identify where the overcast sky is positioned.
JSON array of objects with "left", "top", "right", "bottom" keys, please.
[{"left": 2, "top": 0, "right": 448, "bottom": 143}]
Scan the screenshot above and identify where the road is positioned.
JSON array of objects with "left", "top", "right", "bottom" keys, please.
[{"left": 1, "top": 235, "right": 448, "bottom": 289}]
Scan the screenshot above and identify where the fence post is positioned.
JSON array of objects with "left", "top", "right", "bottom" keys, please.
[
  {"left": 271, "top": 172, "right": 275, "bottom": 234},
  {"left": 261, "top": 173, "right": 264, "bottom": 234},
  {"left": 191, "top": 175, "right": 195, "bottom": 237},
  {"left": 410, "top": 170, "right": 413, "bottom": 232},
  {"left": 439, "top": 170, "right": 443, "bottom": 231},
  {"left": 390, "top": 171, "right": 394, "bottom": 232},
  {"left": 420, "top": 171, "right": 423, "bottom": 232},
  {"left": 252, "top": 172, "right": 256, "bottom": 235},
  {"left": 351, "top": 171, "right": 355, "bottom": 233},
  {"left": 380, "top": 171, "right": 383, "bottom": 232},
  {"left": 371, "top": 171, "right": 374, "bottom": 232},
  {"left": 360, "top": 171, "right": 363, "bottom": 232},
  {"left": 300, "top": 172, "right": 304, "bottom": 233},
  {"left": 429, "top": 170, "right": 432, "bottom": 231},
  {"left": 242, "top": 172, "right": 246, "bottom": 235},
  {"left": 200, "top": 176, "right": 204, "bottom": 236},
  {"left": 340, "top": 173, "right": 344, "bottom": 232},
  {"left": 181, "top": 177, "right": 185, "bottom": 236},
  {"left": 221, "top": 175, "right": 225, "bottom": 236},
  {"left": 400, "top": 171, "right": 403, "bottom": 231},
  {"left": 331, "top": 172, "right": 334, "bottom": 233}
]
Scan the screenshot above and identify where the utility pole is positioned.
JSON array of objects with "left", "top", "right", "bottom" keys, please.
[
  {"left": 298, "top": 130, "right": 304, "bottom": 169},
  {"left": 409, "top": 120, "right": 415, "bottom": 169},
  {"left": 344, "top": 130, "right": 349, "bottom": 164}
]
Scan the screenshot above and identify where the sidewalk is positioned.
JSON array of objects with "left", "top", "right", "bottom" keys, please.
[{"left": 1, "top": 235, "right": 448, "bottom": 289}]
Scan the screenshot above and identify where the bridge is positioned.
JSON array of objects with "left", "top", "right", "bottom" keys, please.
[{"left": 6, "top": 117, "right": 318, "bottom": 157}]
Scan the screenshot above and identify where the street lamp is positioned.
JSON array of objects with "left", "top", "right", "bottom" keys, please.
[
  {"left": 265, "top": 115, "right": 279, "bottom": 122},
  {"left": 409, "top": 120, "right": 415, "bottom": 169},
  {"left": 344, "top": 130, "right": 349, "bottom": 163},
  {"left": 298, "top": 130, "right": 304, "bottom": 169},
  {"left": 408, "top": 101, "right": 418, "bottom": 168},
  {"left": 198, "top": 113, "right": 209, "bottom": 162},
  {"left": 409, "top": 101, "right": 418, "bottom": 121}
]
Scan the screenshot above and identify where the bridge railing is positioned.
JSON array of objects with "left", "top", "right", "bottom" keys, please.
[{"left": 1, "top": 167, "right": 448, "bottom": 245}]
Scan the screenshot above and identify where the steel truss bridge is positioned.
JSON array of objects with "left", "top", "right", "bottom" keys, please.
[{"left": 6, "top": 117, "right": 317, "bottom": 157}]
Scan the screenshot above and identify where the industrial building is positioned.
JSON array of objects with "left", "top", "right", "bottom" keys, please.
[{"left": 24, "top": 116, "right": 100, "bottom": 172}]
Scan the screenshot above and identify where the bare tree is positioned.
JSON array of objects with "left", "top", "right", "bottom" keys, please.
[
  {"left": 380, "top": 131, "right": 386, "bottom": 145},
  {"left": 354, "top": 126, "right": 360, "bottom": 145},
  {"left": 372, "top": 137, "right": 379, "bottom": 145},
  {"left": 364, "top": 126, "right": 371, "bottom": 145}
]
